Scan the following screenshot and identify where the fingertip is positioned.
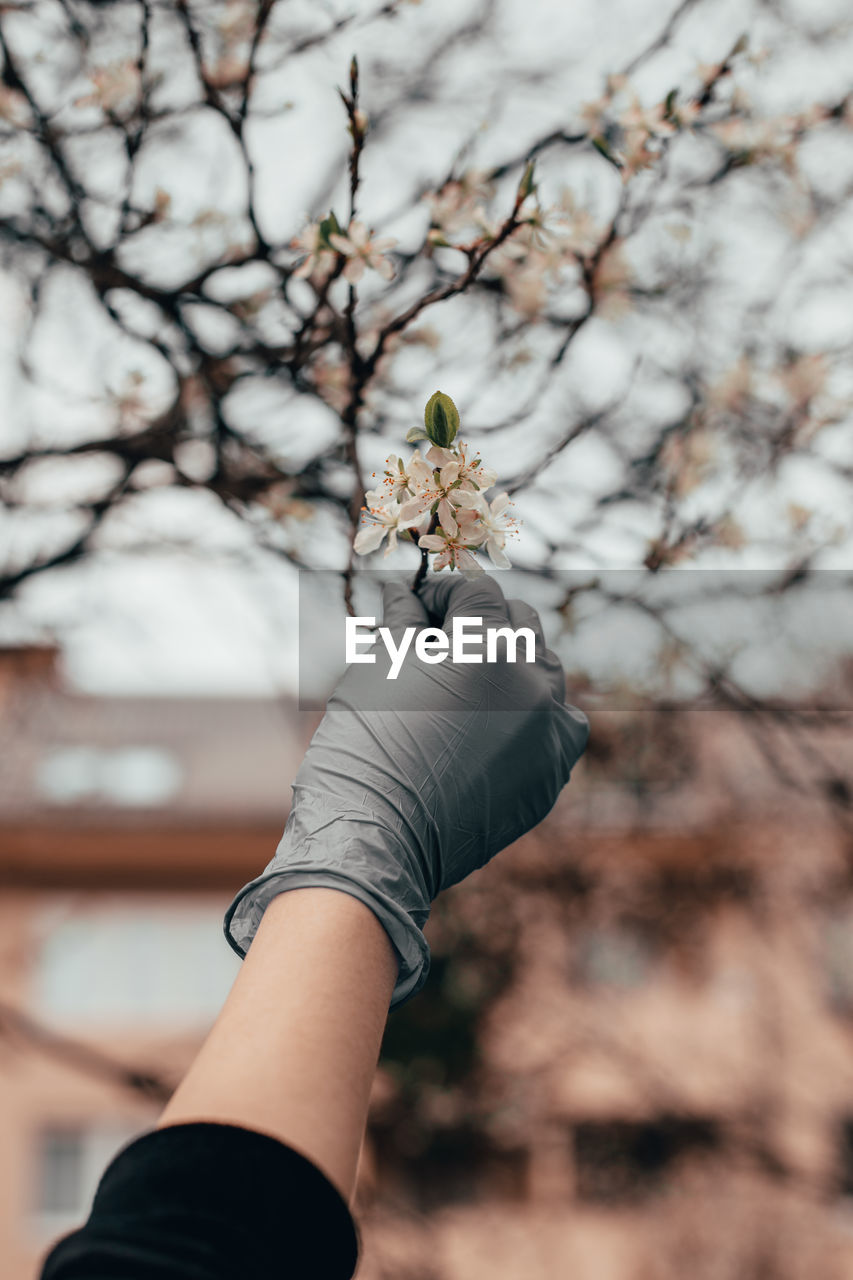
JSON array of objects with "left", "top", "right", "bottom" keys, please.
[
  {"left": 419, "top": 572, "right": 509, "bottom": 626},
  {"left": 506, "top": 598, "right": 545, "bottom": 643}
]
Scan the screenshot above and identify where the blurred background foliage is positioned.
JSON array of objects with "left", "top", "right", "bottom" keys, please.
[{"left": 1, "top": 1, "right": 853, "bottom": 1276}]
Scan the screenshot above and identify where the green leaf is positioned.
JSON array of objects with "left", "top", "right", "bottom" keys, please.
[
  {"left": 591, "top": 135, "right": 622, "bottom": 170},
  {"left": 318, "top": 210, "right": 344, "bottom": 249},
  {"left": 664, "top": 88, "right": 678, "bottom": 119},
  {"left": 517, "top": 160, "right": 536, "bottom": 201},
  {"left": 423, "top": 390, "right": 460, "bottom": 447},
  {"left": 405, "top": 426, "right": 429, "bottom": 444}
]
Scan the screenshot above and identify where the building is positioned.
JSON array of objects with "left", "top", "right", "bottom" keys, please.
[
  {"left": 0, "top": 643, "right": 308, "bottom": 1278},
  {"left": 1, "top": 645, "right": 853, "bottom": 1279}
]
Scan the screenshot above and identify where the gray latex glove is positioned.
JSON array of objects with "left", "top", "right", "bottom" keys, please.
[{"left": 224, "top": 575, "right": 590, "bottom": 1009}]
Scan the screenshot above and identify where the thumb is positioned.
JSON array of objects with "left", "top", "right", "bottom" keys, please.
[{"left": 381, "top": 580, "right": 430, "bottom": 639}]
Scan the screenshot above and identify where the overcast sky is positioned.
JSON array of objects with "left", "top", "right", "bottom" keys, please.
[{"left": 1, "top": 0, "right": 851, "bottom": 696}]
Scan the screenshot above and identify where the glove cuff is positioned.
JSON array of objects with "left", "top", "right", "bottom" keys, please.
[{"left": 223, "top": 811, "right": 433, "bottom": 1011}]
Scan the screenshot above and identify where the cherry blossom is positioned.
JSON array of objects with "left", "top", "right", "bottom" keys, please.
[
  {"left": 75, "top": 60, "right": 140, "bottom": 113},
  {"left": 424, "top": 443, "right": 497, "bottom": 493},
  {"left": 418, "top": 523, "right": 486, "bottom": 572},
  {"left": 454, "top": 491, "right": 518, "bottom": 567},
  {"left": 354, "top": 391, "right": 516, "bottom": 574},
  {"left": 424, "top": 170, "right": 495, "bottom": 238},
  {"left": 353, "top": 501, "right": 405, "bottom": 556},
  {"left": 328, "top": 220, "right": 397, "bottom": 283},
  {"left": 366, "top": 450, "right": 431, "bottom": 505},
  {"left": 291, "top": 222, "right": 336, "bottom": 281}
]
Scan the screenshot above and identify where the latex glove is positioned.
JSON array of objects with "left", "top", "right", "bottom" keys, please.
[{"left": 224, "top": 575, "right": 590, "bottom": 1010}]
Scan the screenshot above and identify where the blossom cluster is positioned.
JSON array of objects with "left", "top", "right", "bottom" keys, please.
[
  {"left": 354, "top": 439, "right": 517, "bottom": 572},
  {"left": 292, "top": 216, "right": 396, "bottom": 284},
  {"left": 424, "top": 172, "right": 605, "bottom": 320}
]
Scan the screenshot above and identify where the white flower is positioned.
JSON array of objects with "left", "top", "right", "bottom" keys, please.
[
  {"left": 424, "top": 171, "right": 495, "bottom": 237},
  {"left": 418, "top": 523, "right": 486, "bottom": 572},
  {"left": 366, "top": 450, "right": 428, "bottom": 505},
  {"left": 424, "top": 443, "right": 498, "bottom": 494},
  {"left": 453, "top": 490, "right": 516, "bottom": 567},
  {"left": 397, "top": 453, "right": 444, "bottom": 524},
  {"left": 554, "top": 189, "right": 600, "bottom": 256},
  {"left": 354, "top": 501, "right": 403, "bottom": 556},
  {"left": 354, "top": 427, "right": 512, "bottom": 574},
  {"left": 291, "top": 222, "right": 337, "bottom": 281},
  {"left": 75, "top": 60, "right": 140, "bottom": 113},
  {"left": 328, "top": 220, "right": 396, "bottom": 283}
]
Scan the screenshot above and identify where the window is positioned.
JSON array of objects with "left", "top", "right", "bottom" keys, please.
[
  {"left": 35, "top": 745, "right": 182, "bottom": 806},
  {"left": 374, "top": 1124, "right": 528, "bottom": 1211},
  {"left": 824, "top": 912, "right": 853, "bottom": 1015},
  {"left": 573, "top": 1117, "right": 719, "bottom": 1204},
  {"left": 31, "top": 1122, "right": 144, "bottom": 1239},
  {"left": 32, "top": 900, "right": 242, "bottom": 1028},
  {"left": 838, "top": 1120, "right": 853, "bottom": 1196},
  {"left": 39, "top": 1131, "right": 82, "bottom": 1216},
  {"left": 571, "top": 925, "right": 657, "bottom": 989}
]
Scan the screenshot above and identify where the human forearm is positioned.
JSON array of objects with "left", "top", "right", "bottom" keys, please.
[{"left": 155, "top": 885, "right": 399, "bottom": 1206}]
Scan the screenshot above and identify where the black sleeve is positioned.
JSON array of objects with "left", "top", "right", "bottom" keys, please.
[{"left": 37, "top": 1120, "right": 361, "bottom": 1280}]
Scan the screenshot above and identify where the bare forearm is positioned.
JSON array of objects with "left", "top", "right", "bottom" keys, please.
[{"left": 156, "top": 887, "right": 399, "bottom": 1206}]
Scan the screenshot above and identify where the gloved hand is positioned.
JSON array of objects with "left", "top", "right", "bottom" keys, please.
[{"left": 224, "top": 574, "right": 590, "bottom": 1009}]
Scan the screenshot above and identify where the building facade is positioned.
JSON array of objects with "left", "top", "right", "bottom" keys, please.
[{"left": 2, "top": 646, "right": 853, "bottom": 1279}]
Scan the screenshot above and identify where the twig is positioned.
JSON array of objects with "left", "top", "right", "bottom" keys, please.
[
  {"left": 411, "top": 511, "right": 439, "bottom": 594},
  {"left": 0, "top": 1000, "right": 174, "bottom": 1105}
]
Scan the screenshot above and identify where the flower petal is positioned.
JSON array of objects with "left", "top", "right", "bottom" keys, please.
[
  {"left": 455, "top": 548, "right": 484, "bottom": 573},
  {"left": 438, "top": 498, "right": 457, "bottom": 536},
  {"left": 407, "top": 457, "right": 434, "bottom": 491},
  {"left": 486, "top": 538, "right": 511, "bottom": 568},
  {"left": 426, "top": 445, "right": 455, "bottom": 466},
  {"left": 452, "top": 489, "right": 482, "bottom": 510},
  {"left": 328, "top": 233, "right": 354, "bottom": 256},
  {"left": 399, "top": 493, "right": 433, "bottom": 524},
  {"left": 354, "top": 524, "right": 387, "bottom": 554}
]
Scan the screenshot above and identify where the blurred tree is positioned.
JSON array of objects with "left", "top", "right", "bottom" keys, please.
[
  {"left": 0, "top": 1, "right": 849, "bottom": 709},
  {"left": 1, "top": 6, "right": 853, "bottom": 1275}
]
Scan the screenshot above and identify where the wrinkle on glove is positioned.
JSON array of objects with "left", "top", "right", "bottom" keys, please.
[{"left": 224, "top": 576, "right": 590, "bottom": 1011}]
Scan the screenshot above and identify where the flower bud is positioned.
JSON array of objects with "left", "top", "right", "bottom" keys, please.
[
  {"left": 423, "top": 390, "right": 459, "bottom": 447},
  {"left": 318, "top": 209, "right": 343, "bottom": 248},
  {"left": 517, "top": 160, "right": 536, "bottom": 201}
]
